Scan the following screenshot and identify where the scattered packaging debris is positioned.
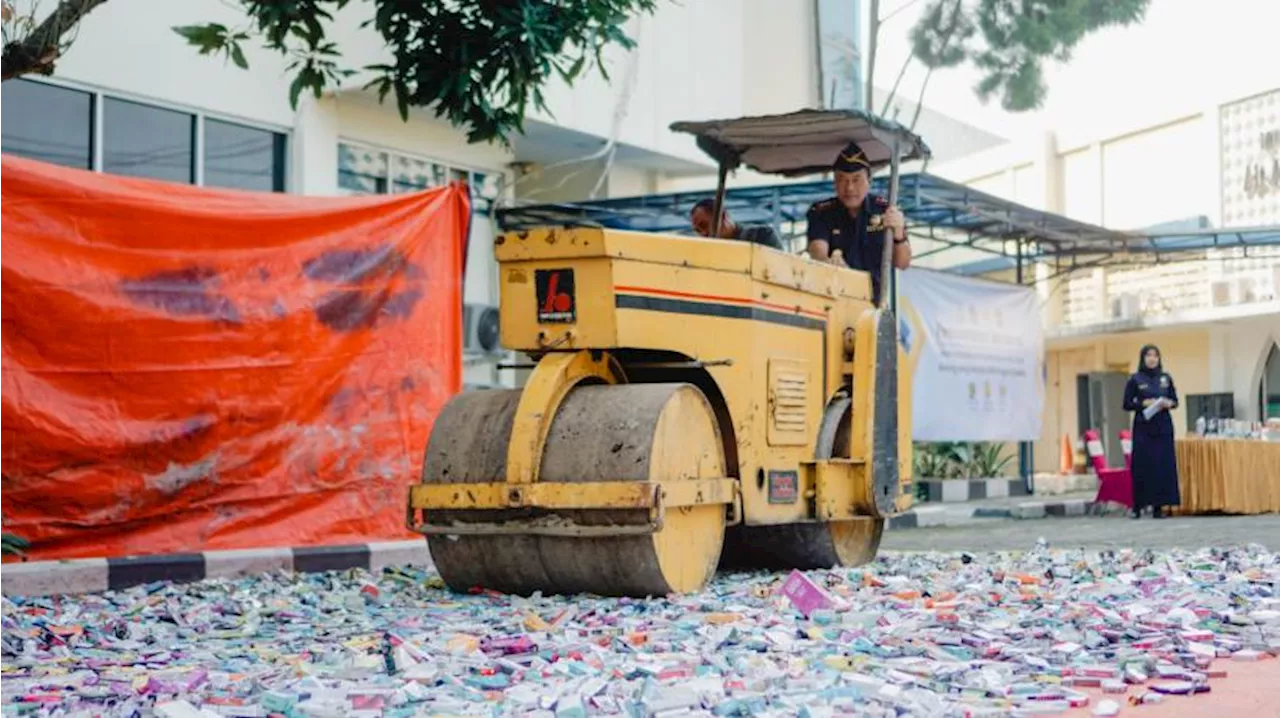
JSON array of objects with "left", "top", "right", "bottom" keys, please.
[{"left": 3, "top": 543, "right": 1276, "bottom": 716}]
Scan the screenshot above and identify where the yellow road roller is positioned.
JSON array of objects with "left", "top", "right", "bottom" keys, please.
[{"left": 407, "top": 109, "right": 930, "bottom": 597}]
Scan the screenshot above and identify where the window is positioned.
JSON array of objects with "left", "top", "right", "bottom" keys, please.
[
  {"left": 1, "top": 79, "right": 94, "bottom": 169},
  {"left": 0, "top": 79, "right": 287, "bottom": 191},
  {"left": 338, "top": 144, "right": 389, "bottom": 194},
  {"left": 337, "top": 141, "right": 503, "bottom": 212},
  {"left": 1262, "top": 343, "right": 1280, "bottom": 420},
  {"left": 104, "top": 98, "right": 195, "bottom": 183},
  {"left": 391, "top": 155, "right": 436, "bottom": 194},
  {"left": 816, "top": 0, "right": 863, "bottom": 110},
  {"left": 204, "top": 119, "right": 287, "bottom": 192}
]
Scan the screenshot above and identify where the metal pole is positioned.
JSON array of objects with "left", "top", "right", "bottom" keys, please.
[
  {"left": 879, "top": 141, "right": 901, "bottom": 311},
  {"left": 771, "top": 186, "right": 782, "bottom": 248},
  {"left": 1014, "top": 239, "right": 1034, "bottom": 493},
  {"left": 710, "top": 163, "right": 729, "bottom": 238}
]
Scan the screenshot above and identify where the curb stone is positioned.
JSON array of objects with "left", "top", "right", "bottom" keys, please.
[
  {"left": 887, "top": 498, "right": 1100, "bottom": 530},
  {"left": 1, "top": 540, "right": 432, "bottom": 598},
  {"left": 4, "top": 499, "right": 1109, "bottom": 595}
]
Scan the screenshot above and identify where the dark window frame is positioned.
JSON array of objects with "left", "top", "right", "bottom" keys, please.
[{"left": 1, "top": 78, "right": 289, "bottom": 192}]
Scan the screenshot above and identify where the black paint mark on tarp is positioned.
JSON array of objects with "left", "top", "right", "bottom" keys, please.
[
  {"left": 382, "top": 289, "right": 423, "bottom": 320},
  {"left": 315, "top": 290, "right": 381, "bottom": 332},
  {"left": 306, "top": 244, "right": 428, "bottom": 332},
  {"left": 315, "top": 288, "right": 424, "bottom": 332},
  {"left": 304, "top": 246, "right": 406, "bottom": 283},
  {"left": 120, "top": 267, "right": 240, "bottom": 322}
]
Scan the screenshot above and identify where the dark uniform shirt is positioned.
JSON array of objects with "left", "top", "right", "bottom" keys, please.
[
  {"left": 732, "top": 223, "right": 784, "bottom": 250},
  {"left": 806, "top": 194, "right": 891, "bottom": 303}
]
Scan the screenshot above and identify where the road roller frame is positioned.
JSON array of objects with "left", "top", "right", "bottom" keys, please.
[
  {"left": 407, "top": 477, "right": 740, "bottom": 537},
  {"left": 408, "top": 108, "right": 931, "bottom": 596}
]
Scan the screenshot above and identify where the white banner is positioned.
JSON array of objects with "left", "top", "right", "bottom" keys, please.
[{"left": 898, "top": 268, "right": 1043, "bottom": 441}]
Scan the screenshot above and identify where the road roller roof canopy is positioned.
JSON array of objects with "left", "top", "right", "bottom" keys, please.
[{"left": 669, "top": 108, "right": 931, "bottom": 177}]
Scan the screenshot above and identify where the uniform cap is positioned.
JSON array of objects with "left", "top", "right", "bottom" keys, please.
[{"left": 833, "top": 142, "right": 870, "bottom": 173}]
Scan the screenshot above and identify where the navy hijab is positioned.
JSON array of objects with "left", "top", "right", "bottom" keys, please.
[{"left": 1137, "top": 344, "right": 1163, "bottom": 377}]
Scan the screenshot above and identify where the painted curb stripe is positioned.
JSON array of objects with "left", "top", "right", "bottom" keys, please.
[{"left": 2, "top": 542, "right": 426, "bottom": 597}]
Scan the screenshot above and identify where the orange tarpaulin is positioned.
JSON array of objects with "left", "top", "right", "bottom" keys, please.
[{"left": 1, "top": 155, "right": 468, "bottom": 560}]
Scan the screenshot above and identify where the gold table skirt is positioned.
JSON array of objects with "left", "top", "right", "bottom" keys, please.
[{"left": 1174, "top": 439, "right": 1280, "bottom": 515}]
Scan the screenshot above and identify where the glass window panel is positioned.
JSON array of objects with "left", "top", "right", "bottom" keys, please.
[
  {"left": 338, "top": 143, "right": 388, "bottom": 194},
  {"left": 816, "top": 0, "right": 863, "bottom": 110},
  {"left": 392, "top": 155, "right": 434, "bottom": 193},
  {"left": 449, "top": 168, "right": 468, "bottom": 184},
  {"left": 1, "top": 79, "right": 93, "bottom": 169},
  {"left": 103, "top": 97, "right": 194, "bottom": 183},
  {"left": 472, "top": 171, "right": 502, "bottom": 200},
  {"left": 470, "top": 171, "right": 503, "bottom": 212},
  {"left": 204, "top": 119, "right": 286, "bottom": 192}
]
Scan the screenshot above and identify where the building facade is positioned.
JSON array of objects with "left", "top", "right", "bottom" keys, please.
[{"left": 928, "top": 86, "right": 1280, "bottom": 473}]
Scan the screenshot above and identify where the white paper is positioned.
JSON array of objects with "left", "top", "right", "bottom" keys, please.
[{"left": 1142, "top": 398, "right": 1168, "bottom": 421}]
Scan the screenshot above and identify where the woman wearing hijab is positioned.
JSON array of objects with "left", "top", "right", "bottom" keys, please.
[{"left": 1122, "top": 345, "right": 1181, "bottom": 518}]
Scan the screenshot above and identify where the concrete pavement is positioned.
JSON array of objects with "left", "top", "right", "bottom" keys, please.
[
  {"left": 887, "top": 491, "right": 1104, "bottom": 529},
  {"left": 883, "top": 512, "right": 1280, "bottom": 552}
]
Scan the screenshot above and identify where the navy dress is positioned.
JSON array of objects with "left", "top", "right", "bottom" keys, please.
[{"left": 1122, "top": 370, "right": 1181, "bottom": 508}]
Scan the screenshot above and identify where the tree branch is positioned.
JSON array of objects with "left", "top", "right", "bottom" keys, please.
[
  {"left": 880, "top": 52, "right": 913, "bottom": 115},
  {"left": 909, "top": 0, "right": 965, "bottom": 131},
  {"left": 880, "top": 0, "right": 926, "bottom": 25},
  {"left": 1, "top": 0, "right": 111, "bottom": 81}
]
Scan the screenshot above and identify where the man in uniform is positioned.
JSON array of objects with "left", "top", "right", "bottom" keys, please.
[
  {"left": 806, "top": 142, "right": 910, "bottom": 303},
  {"left": 690, "top": 199, "right": 784, "bottom": 250}
]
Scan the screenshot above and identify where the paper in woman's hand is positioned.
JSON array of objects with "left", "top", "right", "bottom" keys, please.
[{"left": 1142, "top": 398, "right": 1169, "bottom": 421}]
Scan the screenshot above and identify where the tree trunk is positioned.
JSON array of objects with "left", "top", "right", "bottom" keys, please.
[
  {"left": 907, "top": 0, "right": 964, "bottom": 132},
  {"left": 880, "top": 53, "right": 913, "bottom": 115},
  {"left": 908, "top": 67, "right": 933, "bottom": 132},
  {"left": 865, "top": 0, "right": 880, "bottom": 111},
  {"left": 1, "top": 0, "right": 112, "bottom": 81}
]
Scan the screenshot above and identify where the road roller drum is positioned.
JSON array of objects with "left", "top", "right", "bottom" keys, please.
[{"left": 422, "top": 382, "right": 728, "bottom": 597}]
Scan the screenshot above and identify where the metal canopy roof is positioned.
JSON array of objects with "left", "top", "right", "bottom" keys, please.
[
  {"left": 669, "top": 108, "right": 931, "bottom": 176},
  {"left": 495, "top": 172, "right": 1280, "bottom": 265}
]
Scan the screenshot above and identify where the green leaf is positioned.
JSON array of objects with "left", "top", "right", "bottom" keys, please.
[
  {"left": 560, "top": 54, "right": 586, "bottom": 82},
  {"left": 230, "top": 44, "right": 249, "bottom": 70},
  {"left": 172, "top": 25, "right": 207, "bottom": 42},
  {"left": 288, "top": 72, "right": 307, "bottom": 109}
]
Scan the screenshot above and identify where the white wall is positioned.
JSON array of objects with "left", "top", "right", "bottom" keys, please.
[
  {"left": 525, "top": 0, "right": 819, "bottom": 166},
  {"left": 1208, "top": 316, "right": 1280, "bottom": 422},
  {"left": 1100, "top": 116, "right": 1213, "bottom": 229}
]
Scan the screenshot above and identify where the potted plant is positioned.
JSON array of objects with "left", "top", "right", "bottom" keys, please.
[
  {"left": 913, "top": 441, "right": 1022, "bottom": 502},
  {"left": 963, "top": 442, "right": 1014, "bottom": 479}
]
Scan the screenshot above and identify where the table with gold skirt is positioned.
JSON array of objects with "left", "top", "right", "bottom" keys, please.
[{"left": 1174, "top": 439, "right": 1280, "bottom": 515}]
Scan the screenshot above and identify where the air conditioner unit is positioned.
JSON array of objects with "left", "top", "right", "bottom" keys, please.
[
  {"left": 1237, "top": 277, "right": 1258, "bottom": 304},
  {"left": 463, "top": 303, "right": 502, "bottom": 356},
  {"left": 1111, "top": 293, "right": 1140, "bottom": 320},
  {"left": 1210, "top": 280, "right": 1233, "bottom": 307}
]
